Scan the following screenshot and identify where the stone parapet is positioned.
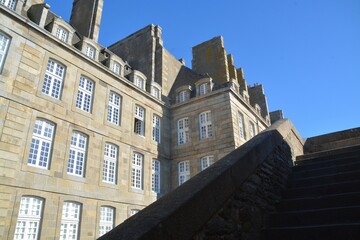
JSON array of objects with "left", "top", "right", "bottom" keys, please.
[
  {"left": 304, "top": 127, "right": 360, "bottom": 154},
  {"left": 99, "top": 119, "right": 303, "bottom": 240}
]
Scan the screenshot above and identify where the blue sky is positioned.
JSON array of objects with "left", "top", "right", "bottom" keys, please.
[{"left": 45, "top": 0, "right": 360, "bottom": 138}]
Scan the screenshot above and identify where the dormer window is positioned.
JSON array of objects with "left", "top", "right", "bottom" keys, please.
[
  {"left": 152, "top": 86, "right": 160, "bottom": 99},
  {"left": 195, "top": 78, "right": 212, "bottom": 97},
  {"left": 85, "top": 44, "right": 95, "bottom": 59},
  {"left": 113, "top": 62, "right": 121, "bottom": 75},
  {"left": 0, "top": 0, "right": 16, "bottom": 10},
  {"left": 134, "top": 77, "right": 144, "bottom": 89},
  {"left": 130, "top": 70, "right": 147, "bottom": 91},
  {"left": 175, "top": 86, "right": 191, "bottom": 104},
  {"left": 55, "top": 26, "right": 68, "bottom": 42},
  {"left": 255, "top": 104, "right": 261, "bottom": 115},
  {"left": 199, "top": 83, "right": 209, "bottom": 96},
  {"left": 178, "top": 90, "right": 189, "bottom": 103}
]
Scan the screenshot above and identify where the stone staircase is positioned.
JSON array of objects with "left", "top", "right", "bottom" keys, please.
[{"left": 262, "top": 145, "right": 360, "bottom": 239}]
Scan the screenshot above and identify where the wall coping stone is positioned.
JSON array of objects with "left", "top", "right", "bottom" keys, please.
[
  {"left": 99, "top": 119, "right": 302, "bottom": 240},
  {"left": 304, "top": 127, "right": 360, "bottom": 153}
]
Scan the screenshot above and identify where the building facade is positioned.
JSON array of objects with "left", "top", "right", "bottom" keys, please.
[{"left": 0, "top": 0, "right": 272, "bottom": 239}]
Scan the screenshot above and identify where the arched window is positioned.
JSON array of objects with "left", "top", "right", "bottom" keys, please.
[
  {"left": 177, "top": 117, "right": 189, "bottom": 145},
  {"left": 0, "top": 31, "right": 11, "bottom": 73},
  {"left": 178, "top": 161, "right": 190, "bottom": 185},
  {"left": 99, "top": 206, "right": 115, "bottom": 237},
  {"left": 76, "top": 76, "right": 94, "bottom": 113},
  {"left": 200, "top": 155, "right": 214, "bottom": 170},
  {"left": 28, "top": 119, "right": 55, "bottom": 169},
  {"left": 102, "top": 143, "right": 118, "bottom": 184},
  {"left": 131, "top": 152, "right": 143, "bottom": 189},
  {"left": 60, "top": 201, "right": 82, "bottom": 240},
  {"left": 42, "top": 59, "right": 65, "bottom": 99},
  {"left": 199, "top": 111, "right": 213, "bottom": 140},
  {"left": 14, "top": 196, "right": 44, "bottom": 240},
  {"left": 0, "top": 0, "right": 17, "bottom": 10},
  {"left": 134, "top": 105, "right": 145, "bottom": 136},
  {"left": 151, "top": 160, "right": 160, "bottom": 193},
  {"left": 67, "top": 131, "right": 88, "bottom": 177}
]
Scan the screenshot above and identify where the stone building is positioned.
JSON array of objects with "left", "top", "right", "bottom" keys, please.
[{"left": 0, "top": 0, "right": 272, "bottom": 239}]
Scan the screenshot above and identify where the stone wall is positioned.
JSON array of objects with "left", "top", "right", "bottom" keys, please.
[
  {"left": 304, "top": 127, "right": 360, "bottom": 154},
  {"left": 0, "top": 7, "right": 171, "bottom": 239},
  {"left": 193, "top": 141, "right": 292, "bottom": 239},
  {"left": 99, "top": 119, "right": 303, "bottom": 240},
  {"left": 192, "top": 36, "right": 230, "bottom": 84}
]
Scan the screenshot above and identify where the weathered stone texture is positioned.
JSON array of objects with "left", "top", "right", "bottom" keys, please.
[{"left": 193, "top": 141, "right": 292, "bottom": 240}]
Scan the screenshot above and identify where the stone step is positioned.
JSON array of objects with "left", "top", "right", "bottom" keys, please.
[
  {"left": 277, "top": 192, "right": 360, "bottom": 211},
  {"left": 283, "top": 180, "right": 360, "bottom": 199},
  {"left": 289, "top": 170, "right": 360, "bottom": 188},
  {"left": 293, "top": 155, "right": 360, "bottom": 173},
  {"left": 297, "top": 144, "right": 360, "bottom": 162},
  {"left": 262, "top": 223, "right": 360, "bottom": 240},
  {"left": 289, "top": 159, "right": 360, "bottom": 181},
  {"left": 267, "top": 206, "right": 360, "bottom": 228}
]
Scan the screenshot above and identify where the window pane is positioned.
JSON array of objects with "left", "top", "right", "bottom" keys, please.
[
  {"left": 60, "top": 202, "right": 81, "bottom": 240},
  {"left": 14, "top": 197, "right": 43, "bottom": 240},
  {"left": 0, "top": 31, "right": 11, "bottom": 72},
  {"left": 152, "top": 160, "right": 160, "bottom": 193},
  {"left": 42, "top": 59, "right": 65, "bottom": 99},
  {"left": 27, "top": 119, "right": 55, "bottom": 169},
  {"left": 67, "top": 132, "right": 87, "bottom": 177},
  {"left": 131, "top": 153, "right": 143, "bottom": 189},
  {"left": 99, "top": 207, "right": 114, "bottom": 237},
  {"left": 76, "top": 77, "right": 93, "bottom": 113}
]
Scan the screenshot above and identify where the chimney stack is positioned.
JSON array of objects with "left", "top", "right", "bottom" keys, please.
[{"left": 70, "top": 0, "right": 104, "bottom": 42}]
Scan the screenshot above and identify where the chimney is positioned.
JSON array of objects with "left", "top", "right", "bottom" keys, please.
[{"left": 70, "top": 0, "right": 104, "bottom": 42}]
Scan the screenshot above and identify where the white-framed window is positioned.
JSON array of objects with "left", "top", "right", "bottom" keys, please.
[
  {"left": 151, "top": 160, "right": 160, "bottom": 193},
  {"left": 152, "top": 115, "right": 161, "bottom": 143},
  {"left": 131, "top": 152, "right": 143, "bottom": 189},
  {"left": 134, "top": 77, "right": 144, "bottom": 89},
  {"left": 107, "top": 91, "right": 121, "bottom": 126},
  {"left": 177, "top": 90, "right": 189, "bottom": 103},
  {"left": 249, "top": 121, "right": 255, "bottom": 138},
  {"left": 177, "top": 117, "right": 189, "bottom": 145},
  {"left": 130, "top": 209, "right": 139, "bottom": 216},
  {"left": 238, "top": 112, "right": 245, "bottom": 140},
  {"left": 76, "top": 76, "right": 94, "bottom": 113},
  {"left": 199, "top": 82, "right": 209, "bottom": 96},
  {"left": 0, "top": 31, "right": 11, "bottom": 73},
  {"left": 178, "top": 161, "right": 190, "bottom": 186},
  {"left": 134, "top": 105, "right": 145, "bottom": 136},
  {"left": 199, "top": 111, "right": 213, "bottom": 140},
  {"left": 60, "top": 202, "right": 81, "bottom": 240},
  {"left": 55, "top": 26, "right": 68, "bottom": 42},
  {"left": 0, "top": 0, "right": 16, "bottom": 10},
  {"left": 14, "top": 196, "right": 43, "bottom": 240},
  {"left": 67, "top": 132, "right": 87, "bottom": 177},
  {"left": 151, "top": 87, "right": 160, "bottom": 99},
  {"left": 99, "top": 206, "right": 114, "bottom": 237},
  {"left": 42, "top": 59, "right": 65, "bottom": 99},
  {"left": 85, "top": 44, "right": 95, "bottom": 59},
  {"left": 27, "top": 119, "right": 55, "bottom": 169},
  {"left": 112, "top": 62, "right": 121, "bottom": 75},
  {"left": 201, "top": 155, "right": 214, "bottom": 171},
  {"left": 102, "top": 143, "right": 117, "bottom": 184}
]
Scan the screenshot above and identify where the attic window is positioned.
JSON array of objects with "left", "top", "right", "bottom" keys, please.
[
  {"left": 134, "top": 76, "right": 144, "bottom": 90},
  {"left": 151, "top": 86, "right": 161, "bottom": 99},
  {"left": 113, "top": 62, "right": 121, "bottom": 75},
  {"left": 0, "top": 0, "right": 16, "bottom": 10},
  {"left": 85, "top": 44, "right": 95, "bottom": 59},
  {"left": 199, "top": 82, "right": 210, "bottom": 96},
  {"left": 178, "top": 90, "right": 189, "bottom": 103},
  {"left": 55, "top": 26, "right": 68, "bottom": 42}
]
